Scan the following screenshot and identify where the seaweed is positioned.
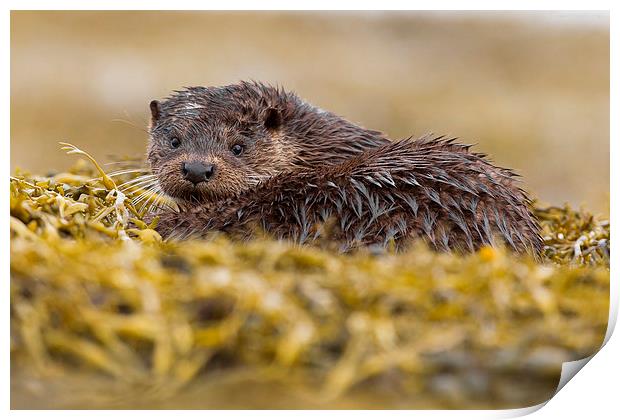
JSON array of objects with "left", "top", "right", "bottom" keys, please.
[{"left": 9, "top": 147, "right": 610, "bottom": 409}]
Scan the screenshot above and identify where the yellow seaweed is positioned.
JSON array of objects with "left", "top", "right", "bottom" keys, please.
[{"left": 9, "top": 149, "right": 611, "bottom": 409}]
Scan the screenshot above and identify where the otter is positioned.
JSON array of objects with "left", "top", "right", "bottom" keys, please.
[{"left": 146, "top": 81, "right": 542, "bottom": 254}]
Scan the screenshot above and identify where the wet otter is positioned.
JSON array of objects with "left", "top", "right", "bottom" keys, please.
[{"left": 146, "top": 81, "right": 542, "bottom": 254}]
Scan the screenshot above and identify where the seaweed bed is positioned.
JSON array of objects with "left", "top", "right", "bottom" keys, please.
[{"left": 10, "top": 149, "right": 610, "bottom": 409}]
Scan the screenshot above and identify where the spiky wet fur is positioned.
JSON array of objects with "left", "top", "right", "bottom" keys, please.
[{"left": 155, "top": 133, "right": 542, "bottom": 255}]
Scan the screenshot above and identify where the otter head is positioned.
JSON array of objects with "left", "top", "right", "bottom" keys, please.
[{"left": 147, "top": 83, "right": 297, "bottom": 203}]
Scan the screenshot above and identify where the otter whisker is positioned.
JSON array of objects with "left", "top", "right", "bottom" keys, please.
[
  {"left": 123, "top": 179, "right": 159, "bottom": 194},
  {"left": 131, "top": 184, "right": 161, "bottom": 207},
  {"left": 146, "top": 194, "right": 173, "bottom": 215},
  {"left": 118, "top": 175, "right": 158, "bottom": 190},
  {"left": 103, "top": 158, "right": 144, "bottom": 167},
  {"left": 110, "top": 117, "right": 150, "bottom": 135},
  {"left": 88, "top": 168, "right": 150, "bottom": 182},
  {"left": 126, "top": 184, "right": 159, "bottom": 206},
  {"left": 134, "top": 185, "right": 177, "bottom": 216},
  {"left": 107, "top": 168, "right": 152, "bottom": 177},
  {"left": 124, "top": 184, "right": 160, "bottom": 204},
  {"left": 138, "top": 185, "right": 169, "bottom": 215},
  {"left": 117, "top": 173, "right": 157, "bottom": 185},
  {"left": 88, "top": 169, "right": 152, "bottom": 184}
]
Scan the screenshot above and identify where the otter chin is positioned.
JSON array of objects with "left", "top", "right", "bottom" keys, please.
[{"left": 147, "top": 81, "right": 542, "bottom": 255}]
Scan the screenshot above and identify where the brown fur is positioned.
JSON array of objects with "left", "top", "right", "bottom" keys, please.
[
  {"left": 148, "top": 82, "right": 542, "bottom": 254},
  {"left": 148, "top": 81, "right": 389, "bottom": 204}
]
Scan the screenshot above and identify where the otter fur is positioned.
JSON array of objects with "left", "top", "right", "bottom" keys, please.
[
  {"left": 146, "top": 81, "right": 542, "bottom": 254},
  {"left": 148, "top": 81, "right": 389, "bottom": 203}
]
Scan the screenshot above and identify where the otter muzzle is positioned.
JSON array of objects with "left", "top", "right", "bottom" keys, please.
[{"left": 182, "top": 161, "right": 215, "bottom": 185}]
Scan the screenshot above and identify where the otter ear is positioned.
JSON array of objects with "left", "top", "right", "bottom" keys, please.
[
  {"left": 149, "top": 100, "right": 160, "bottom": 122},
  {"left": 264, "top": 107, "right": 282, "bottom": 131}
]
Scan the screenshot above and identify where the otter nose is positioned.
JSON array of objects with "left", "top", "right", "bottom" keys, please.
[{"left": 182, "top": 162, "right": 214, "bottom": 185}]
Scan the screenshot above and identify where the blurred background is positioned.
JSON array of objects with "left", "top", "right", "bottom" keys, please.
[{"left": 10, "top": 11, "right": 609, "bottom": 213}]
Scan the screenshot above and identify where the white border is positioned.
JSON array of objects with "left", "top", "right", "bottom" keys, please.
[{"left": 3, "top": 2, "right": 616, "bottom": 419}]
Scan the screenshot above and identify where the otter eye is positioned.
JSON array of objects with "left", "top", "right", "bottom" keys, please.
[
  {"left": 231, "top": 144, "right": 243, "bottom": 156},
  {"left": 170, "top": 137, "right": 181, "bottom": 148}
]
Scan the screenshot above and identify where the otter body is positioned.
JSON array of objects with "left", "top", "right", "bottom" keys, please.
[{"left": 147, "top": 81, "right": 542, "bottom": 254}]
